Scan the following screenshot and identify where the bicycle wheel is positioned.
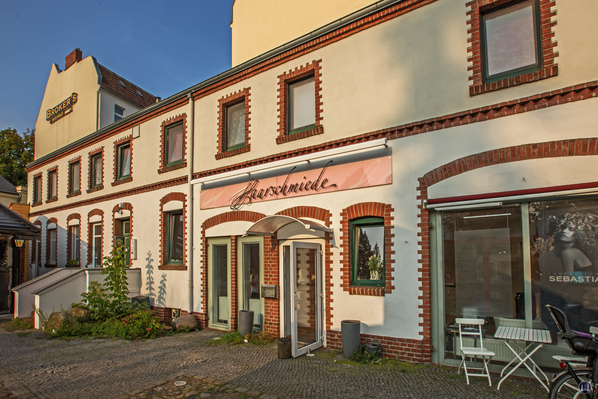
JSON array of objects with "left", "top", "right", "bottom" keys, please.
[{"left": 549, "top": 369, "right": 594, "bottom": 399}]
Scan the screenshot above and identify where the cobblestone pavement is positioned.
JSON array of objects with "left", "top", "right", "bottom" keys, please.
[{"left": 0, "top": 325, "right": 550, "bottom": 399}]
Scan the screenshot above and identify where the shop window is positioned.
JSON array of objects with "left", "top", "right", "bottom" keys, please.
[
  {"left": 68, "top": 161, "right": 80, "bottom": 195},
  {"left": 350, "top": 217, "right": 385, "bottom": 287},
  {"left": 114, "top": 105, "right": 124, "bottom": 122},
  {"left": 117, "top": 143, "right": 131, "bottom": 180},
  {"left": 165, "top": 123, "right": 184, "bottom": 166},
  {"left": 47, "top": 169, "right": 57, "bottom": 201},
  {"left": 208, "top": 238, "right": 231, "bottom": 330},
  {"left": 33, "top": 175, "right": 42, "bottom": 204},
  {"left": 91, "top": 223, "right": 102, "bottom": 267},
  {"left": 481, "top": 0, "right": 541, "bottom": 83},
  {"left": 90, "top": 153, "right": 103, "bottom": 189},
  {"left": 226, "top": 101, "right": 245, "bottom": 151},
  {"left": 276, "top": 60, "right": 323, "bottom": 144},
  {"left": 166, "top": 212, "right": 184, "bottom": 264}
]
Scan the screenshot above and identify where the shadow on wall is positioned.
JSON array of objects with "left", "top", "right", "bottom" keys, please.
[
  {"left": 156, "top": 273, "right": 167, "bottom": 308},
  {"left": 145, "top": 250, "right": 155, "bottom": 305}
]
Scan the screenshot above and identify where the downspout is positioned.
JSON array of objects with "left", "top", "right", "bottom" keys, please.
[{"left": 187, "top": 93, "right": 195, "bottom": 315}]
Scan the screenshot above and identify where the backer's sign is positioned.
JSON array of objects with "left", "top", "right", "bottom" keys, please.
[
  {"left": 200, "top": 156, "right": 392, "bottom": 210},
  {"left": 46, "top": 93, "right": 78, "bottom": 124}
]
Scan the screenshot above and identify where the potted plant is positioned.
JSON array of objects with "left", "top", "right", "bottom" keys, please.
[{"left": 367, "top": 255, "right": 382, "bottom": 280}]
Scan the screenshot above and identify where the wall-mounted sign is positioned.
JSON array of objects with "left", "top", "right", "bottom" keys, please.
[
  {"left": 200, "top": 156, "right": 392, "bottom": 210},
  {"left": 46, "top": 92, "right": 78, "bottom": 124}
]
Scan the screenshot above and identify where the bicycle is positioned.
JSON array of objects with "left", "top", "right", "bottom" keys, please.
[{"left": 546, "top": 304, "right": 598, "bottom": 398}]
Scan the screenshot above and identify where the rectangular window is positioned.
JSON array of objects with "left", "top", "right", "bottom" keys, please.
[
  {"left": 114, "top": 105, "right": 124, "bottom": 122},
  {"left": 69, "top": 162, "right": 80, "bottom": 194},
  {"left": 33, "top": 176, "right": 41, "bottom": 203},
  {"left": 70, "top": 225, "right": 79, "bottom": 262},
  {"left": 92, "top": 223, "right": 102, "bottom": 267},
  {"left": 240, "top": 239, "right": 263, "bottom": 331},
  {"left": 118, "top": 144, "right": 131, "bottom": 179},
  {"left": 208, "top": 238, "right": 231, "bottom": 329},
  {"left": 481, "top": 0, "right": 541, "bottom": 82},
  {"left": 48, "top": 170, "right": 57, "bottom": 199},
  {"left": 288, "top": 76, "right": 316, "bottom": 133},
  {"left": 167, "top": 212, "right": 184, "bottom": 264},
  {"left": 166, "top": 123, "right": 184, "bottom": 165},
  {"left": 91, "top": 154, "right": 102, "bottom": 187},
  {"left": 49, "top": 228, "right": 57, "bottom": 264},
  {"left": 350, "top": 217, "right": 385, "bottom": 286},
  {"left": 226, "top": 101, "right": 245, "bottom": 150}
]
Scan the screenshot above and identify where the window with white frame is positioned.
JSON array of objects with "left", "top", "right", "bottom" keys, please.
[
  {"left": 90, "top": 153, "right": 102, "bottom": 188},
  {"left": 49, "top": 228, "right": 57, "bottom": 264},
  {"left": 92, "top": 223, "right": 102, "bottom": 267},
  {"left": 114, "top": 105, "right": 124, "bottom": 122},
  {"left": 225, "top": 101, "right": 245, "bottom": 150},
  {"left": 166, "top": 123, "right": 184, "bottom": 166},
  {"left": 288, "top": 76, "right": 316, "bottom": 133}
]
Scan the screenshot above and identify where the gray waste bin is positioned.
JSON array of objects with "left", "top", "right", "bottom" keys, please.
[
  {"left": 238, "top": 310, "right": 254, "bottom": 337},
  {"left": 341, "top": 320, "right": 361, "bottom": 359}
]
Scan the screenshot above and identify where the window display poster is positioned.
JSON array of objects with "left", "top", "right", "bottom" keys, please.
[
  {"left": 532, "top": 201, "right": 598, "bottom": 332},
  {"left": 455, "top": 228, "right": 513, "bottom": 318}
]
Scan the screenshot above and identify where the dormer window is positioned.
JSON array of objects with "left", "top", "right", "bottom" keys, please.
[
  {"left": 118, "top": 80, "right": 126, "bottom": 88},
  {"left": 136, "top": 90, "right": 143, "bottom": 98}
]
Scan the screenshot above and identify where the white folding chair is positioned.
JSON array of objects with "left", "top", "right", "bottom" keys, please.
[{"left": 456, "top": 318, "right": 495, "bottom": 386}]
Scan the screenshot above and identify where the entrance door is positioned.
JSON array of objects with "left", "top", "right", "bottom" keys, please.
[
  {"left": 122, "top": 220, "right": 130, "bottom": 266},
  {"left": 289, "top": 242, "right": 323, "bottom": 357}
]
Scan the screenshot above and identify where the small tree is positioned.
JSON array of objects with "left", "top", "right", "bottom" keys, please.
[
  {"left": 0, "top": 128, "right": 34, "bottom": 186},
  {"left": 102, "top": 245, "right": 131, "bottom": 317}
]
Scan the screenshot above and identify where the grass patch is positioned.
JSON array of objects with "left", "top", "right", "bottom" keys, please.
[
  {"left": 207, "top": 331, "right": 276, "bottom": 346},
  {"left": 5, "top": 318, "right": 34, "bottom": 331}
]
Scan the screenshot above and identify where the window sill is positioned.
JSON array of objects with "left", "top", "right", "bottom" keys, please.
[
  {"left": 158, "top": 161, "right": 187, "bottom": 174},
  {"left": 276, "top": 125, "right": 323, "bottom": 144},
  {"left": 31, "top": 201, "right": 43, "bottom": 208},
  {"left": 112, "top": 177, "right": 132, "bottom": 187},
  {"left": 215, "top": 145, "right": 251, "bottom": 160},
  {"left": 66, "top": 192, "right": 81, "bottom": 199},
  {"left": 46, "top": 197, "right": 58, "bottom": 204},
  {"left": 470, "top": 65, "right": 558, "bottom": 96},
  {"left": 87, "top": 185, "right": 104, "bottom": 194},
  {"left": 158, "top": 264, "right": 187, "bottom": 271},
  {"left": 45, "top": 263, "right": 57, "bottom": 268},
  {"left": 65, "top": 263, "right": 81, "bottom": 268},
  {"left": 348, "top": 286, "right": 385, "bottom": 296}
]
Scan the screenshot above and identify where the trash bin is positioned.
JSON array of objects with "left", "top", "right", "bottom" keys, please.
[
  {"left": 238, "top": 310, "right": 254, "bottom": 337},
  {"left": 278, "top": 337, "right": 292, "bottom": 359},
  {"left": 341, "top": 320, "right": 360, "bottom": 359},
  {"left": 365, "top": 340, "right": 383, "bottom": 357}
]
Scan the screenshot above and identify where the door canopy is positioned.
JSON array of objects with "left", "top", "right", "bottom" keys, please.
[{"left": 244, "top": 215, "right": 332, "bottom": 237}]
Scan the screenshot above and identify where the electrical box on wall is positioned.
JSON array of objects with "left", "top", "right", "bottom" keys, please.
[
  {"left": 131, "top": 239, "right": 137, "bottom": 260},
  {"left": 171, "top": 308, "right": 181, "bottom": 319},
  {"left": 261, "top": 284, "right": 278, "bottom": 299}
]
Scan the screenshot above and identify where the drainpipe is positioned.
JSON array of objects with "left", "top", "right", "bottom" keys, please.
[{"left": 187, "top": 93, "right": 195, "bottom": 315}]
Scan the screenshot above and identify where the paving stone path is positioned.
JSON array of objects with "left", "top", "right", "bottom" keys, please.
[{"left": 0, "top": 324, "right": 549, "bottom": 398}]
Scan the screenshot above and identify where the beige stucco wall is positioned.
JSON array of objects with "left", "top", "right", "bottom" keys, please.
[
  {"left": 231, "top": 0, "right": 378, "bottom": 66},
  {"left": 34, "top": 57, "right": 101, "bottom": 160}
]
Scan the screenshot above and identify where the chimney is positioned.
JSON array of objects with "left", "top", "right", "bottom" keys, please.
[{"left": 65, "top": 48, "right": 83, "bottom": 70}]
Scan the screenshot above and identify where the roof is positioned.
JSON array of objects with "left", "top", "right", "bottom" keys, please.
[
  {"left": 0, "top": 176, "right": 17, "bottom": 196},
  {"left": 97, "top": 64, "right": 157, "bottom": 109},
  {"left": 0, "top": 202, "right": 41, "bottom": 239}
]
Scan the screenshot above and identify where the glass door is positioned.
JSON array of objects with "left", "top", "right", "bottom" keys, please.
[
  {"left": 291, "top": 242, "right": 322, "bottom": 357},
  {"left": 208, "top": 238, "right": 231, "bottom": 329},
  {"left": 122, "top": 220, "right": 130, "bottom": 266},
  {"left": 238, "top": 237, "right": 264, "bottom": 332}
]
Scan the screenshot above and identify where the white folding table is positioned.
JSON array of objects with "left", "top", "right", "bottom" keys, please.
[{"left": 494, "top": 326, "right": 552, "bottom": 392}]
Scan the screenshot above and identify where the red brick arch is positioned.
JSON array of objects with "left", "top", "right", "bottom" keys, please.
[{"left": 416, "top": 137, "right": 598, "bottom": 363}]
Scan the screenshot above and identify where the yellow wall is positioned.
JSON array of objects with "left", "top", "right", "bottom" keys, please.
[
  {"left": 231, "top": 0, "right": 377, "bottom": 66},
  {"left": 34, "top": 57, "right": 100, "bottom": 160}
]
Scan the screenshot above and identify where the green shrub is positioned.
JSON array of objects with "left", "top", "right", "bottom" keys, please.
[
  {"left": 121, "top": 309, "right": 162, "bottom": 339},
  {"left": 101, "top": 246, "right": 131, "bottom": 318},
  {"left": 351, "top": 345, "right": 382, "bottom": 365},
  {"left": 6, "top": 318, "right": 34, "bottom": 330},
  {"left": 209, "top": 330, "right": 276, "bottom": 346}
]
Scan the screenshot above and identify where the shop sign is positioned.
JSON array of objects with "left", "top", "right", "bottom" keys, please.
[
  {"left": 46, "top": 93, "right": 78, "bottom": 124},
  {"left": 200, "top": 156, "right": 392, "bottom": 210}
]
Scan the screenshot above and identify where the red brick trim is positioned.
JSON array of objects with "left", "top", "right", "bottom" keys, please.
[
  {"left": 193, "top": 80, "right": 598, "bottom": 180},
  {"left": 275, "top": 206, "right": 334, "bottom": 332},
  {"left": 216, "top": 89, "right": 251, "bottom": 160},
  {"left": 159, "top": 192, "right": 187, "bottom": 271},
  {"left": 340, "top": 202, "right": 395, "bottom": 296},
  {"left": 87, "top": 147, "right": 104, "bottom": 193},
  {"left": 66, "top": 213, "right": 81, "bottom": 266},
  {"left": 66, "top": 157, "right": 82, "bottom": 198},
  {"left": 30, "top": 175, "right": 188, "bottom": 217},
  {"left": 45, "top": 217, "right": 58, "bottom": 267},
  {"left": 276, "top": 60, "right": 323, "bottom": 144},
  {"left": 32, "top": 172, "right": 43, "bottom": 207},
  {"left": 158, "top": 114, "right": 187, "bottom": 173},
  {"left": 112, "top": 202, "right": 133, "bottom": 266},
  {"left": 200, "top": 211, "right": 266, "bottom": 322},
  {"left": 87, "top": 209, "right": 104, "bottom": 267},
  {"left": 112, "top": 135, "right": 133, "bottom": 187},
  {"left": 46, "top": 166, "right": 58, "bottom": 203},
  {"left": 466, "top": 0, "right": 558, "bottom": 96},
  {"left": 326, "top": 330, "right": 429, "bottom": 362}
]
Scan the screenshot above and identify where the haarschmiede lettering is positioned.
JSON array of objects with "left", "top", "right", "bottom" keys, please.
[{"left": 229, "top": 161, "right": 337, "bottom": 210}]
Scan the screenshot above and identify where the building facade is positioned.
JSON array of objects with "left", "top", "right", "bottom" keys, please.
[{"left": 26, "top": 0, "right": 598, "bottom": 365}]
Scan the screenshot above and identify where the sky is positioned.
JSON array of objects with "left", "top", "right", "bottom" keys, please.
[{"left": 0, "top": 0, "right": 236, "bottom": 134}]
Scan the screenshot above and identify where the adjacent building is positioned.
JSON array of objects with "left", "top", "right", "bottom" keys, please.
[{"left": 25, "top": 0, "right": 598, "bottom": 366}]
